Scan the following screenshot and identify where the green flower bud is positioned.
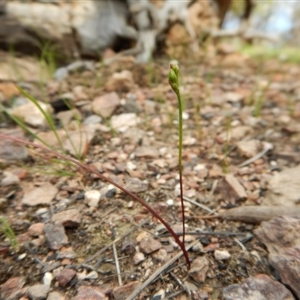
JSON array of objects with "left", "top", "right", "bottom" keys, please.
[
  {"left": 168, "top": 64, "right": 179, "bottom": 93},
  {"left": 170, "top": 63, "right": 179, "bottom": 78}
]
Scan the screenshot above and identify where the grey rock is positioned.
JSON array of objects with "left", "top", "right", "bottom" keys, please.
[
  {"left": 44, "top": 223, "right": 69, "bottom": 250},
  {"left": 0, "top": 171, "right": 20, "bottom": 186},
  {"left": 83, "top": 114, "right": 102, "bottom": 125},
  {"left": 223, "top": 274, "right": 294, "bottom": 300},
  {"left": 124, "top": 178, "right": 148, "bottom": 194},
  {"left": 56, "top": 250, "right": 76, "bottom": 260},
  {"left": 55, "top": 268, "right": 76, "bottom": 287},
  {"left": 53, "top": 67, "right": 68, "bottom": 81},
  {"left": 110, "top": 113, "right": 139, "bottom": 132},
  {"left": 134, "top": 146, "right": 160, "bottom": 158},
  {"left": 255, "top": 216, "right": 300, "bottom": 298},
  {"left": 0, "top": 128, "right": 28, "bottom": 162},
  {"left": 237, "top": 139, "right": 261, "bottom": 158},
  {"left": 28, "top": 284, "right": 50, "bottom": 300}
]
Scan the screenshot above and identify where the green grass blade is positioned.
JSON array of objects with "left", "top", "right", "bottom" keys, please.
[
  {"left": 17, "top": 87, "right": 64, "bottom": 151},
  {"left": 1, "top": 105, "right": 55, "bottom": 150}
]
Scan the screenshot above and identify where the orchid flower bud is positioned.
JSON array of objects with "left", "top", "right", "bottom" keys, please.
[{"left": 168, "top": 64, "right": 179, "bottom": 94}]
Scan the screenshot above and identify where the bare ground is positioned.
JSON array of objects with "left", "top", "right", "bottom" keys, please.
[{"left": 1, "top": 51, "right": 300, "bottom": 299}]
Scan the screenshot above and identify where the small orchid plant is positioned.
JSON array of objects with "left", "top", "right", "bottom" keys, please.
[{"left": 0, "top": 64, "right": 190, "bottom": 267}]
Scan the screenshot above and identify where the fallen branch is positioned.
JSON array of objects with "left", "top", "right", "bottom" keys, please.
[{"left": 220, "top": 206, "right": 300, "bottom": 224}]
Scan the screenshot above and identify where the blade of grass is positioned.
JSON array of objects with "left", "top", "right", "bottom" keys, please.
[
  {"left": 17, "top": 87, "right": 65, "bottom": 151},
  {"left": 0, "top": 216, "right": 18, "bottom": 250}
]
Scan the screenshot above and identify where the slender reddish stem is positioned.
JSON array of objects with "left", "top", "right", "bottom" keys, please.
[{"left": 0, "top": 134, "right": 190, "bottom": 268}]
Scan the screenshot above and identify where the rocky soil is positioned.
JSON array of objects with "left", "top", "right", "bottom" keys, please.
[{"left": 1, "top": 48, "right": 300, "bottom": 300}]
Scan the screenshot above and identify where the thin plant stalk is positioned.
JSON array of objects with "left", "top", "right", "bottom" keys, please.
[
  {"left": 168, "top": 64, "right": 187, "bottom": 252},
  {"left": 0, "top": 133, "right": 191, "bottom": 268}
]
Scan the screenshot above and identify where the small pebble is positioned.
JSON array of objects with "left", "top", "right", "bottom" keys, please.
[
  {"left": 166, "top": 199, "right": 174, "bottom": 206},
  {"left": 43, "top": 272, "right": 53, "bottom": 287},
  {"left": 105, "top": 188, "right": 116, "bottom": 198},
  {"left": 85, "top": 271, "right": 98, "bottom": 280},
  {"left": 84, "top": 190, "right": 101, "bottom": 207},
  {"left": 133, "top": 252, "right": 145, "bottom": 265},
  {"left": 214, "top": 249, "right": 231, "bottom": 261}
]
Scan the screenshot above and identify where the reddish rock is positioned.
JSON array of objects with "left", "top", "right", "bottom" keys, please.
[
  {"left": 255, "top": 216, "right": 300, "bottom": 298},
  {"left": 52, "top": 209, "right": 81, "bottom": 227},
  {"left": 224, "top": 174, "right": 247, "bottom": 200},
  {"left": 139, "top": 237, "right": 162, "bottom": 254},
  {"left": 112, "top": 281, "right": 140, "bottom": 300},
  {"left": 1, "top": 276, "right": 27, "bottom": 300},
  {"left": 55, "top": 268, "right": 76, "bottom": 287},
  {"left": 28, "top": 223, "right": 45, "bottom": 237},
  {"left": 223, "top": 274, "right": 294, "bottom": 300},
  {"left": 74, "top": 285, "right": 109, "bottom": 300},
  {"left": 92, "top": 92, "right": 120, "bottom": 118},
  {"left": 105, "top": 70, "right": 134, "bottom": 93},
  {"left": 188, "top": 257, "right": 209, "bottom": 283},
  {"left": 0, "top": 82, "right": 20, "bottom": 100},
  {"left": 22, "top": 182, "right": 58, "bottom": 206}
]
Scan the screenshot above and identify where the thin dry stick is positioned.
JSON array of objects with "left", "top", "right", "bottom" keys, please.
[
  {"left": 159, "top": 231, "right": 245, "bottom": 237},
  {"left": 125, "top": 240, "right": 199, "bottom": 300},
  {"left": 183, "top": 196, "right": 215, "bottom": 214},
  {"left": 169, "top": 272, "right": 191, "bottom": 299},
  {"left": 238, "top": 143, "right": 273, "bottom": 167},
  {"left": 112, "top": 243, "right": 123, "bottom": 286},
  {"left": 234, "top": 237, "right": 247, "bottom": 251}
]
